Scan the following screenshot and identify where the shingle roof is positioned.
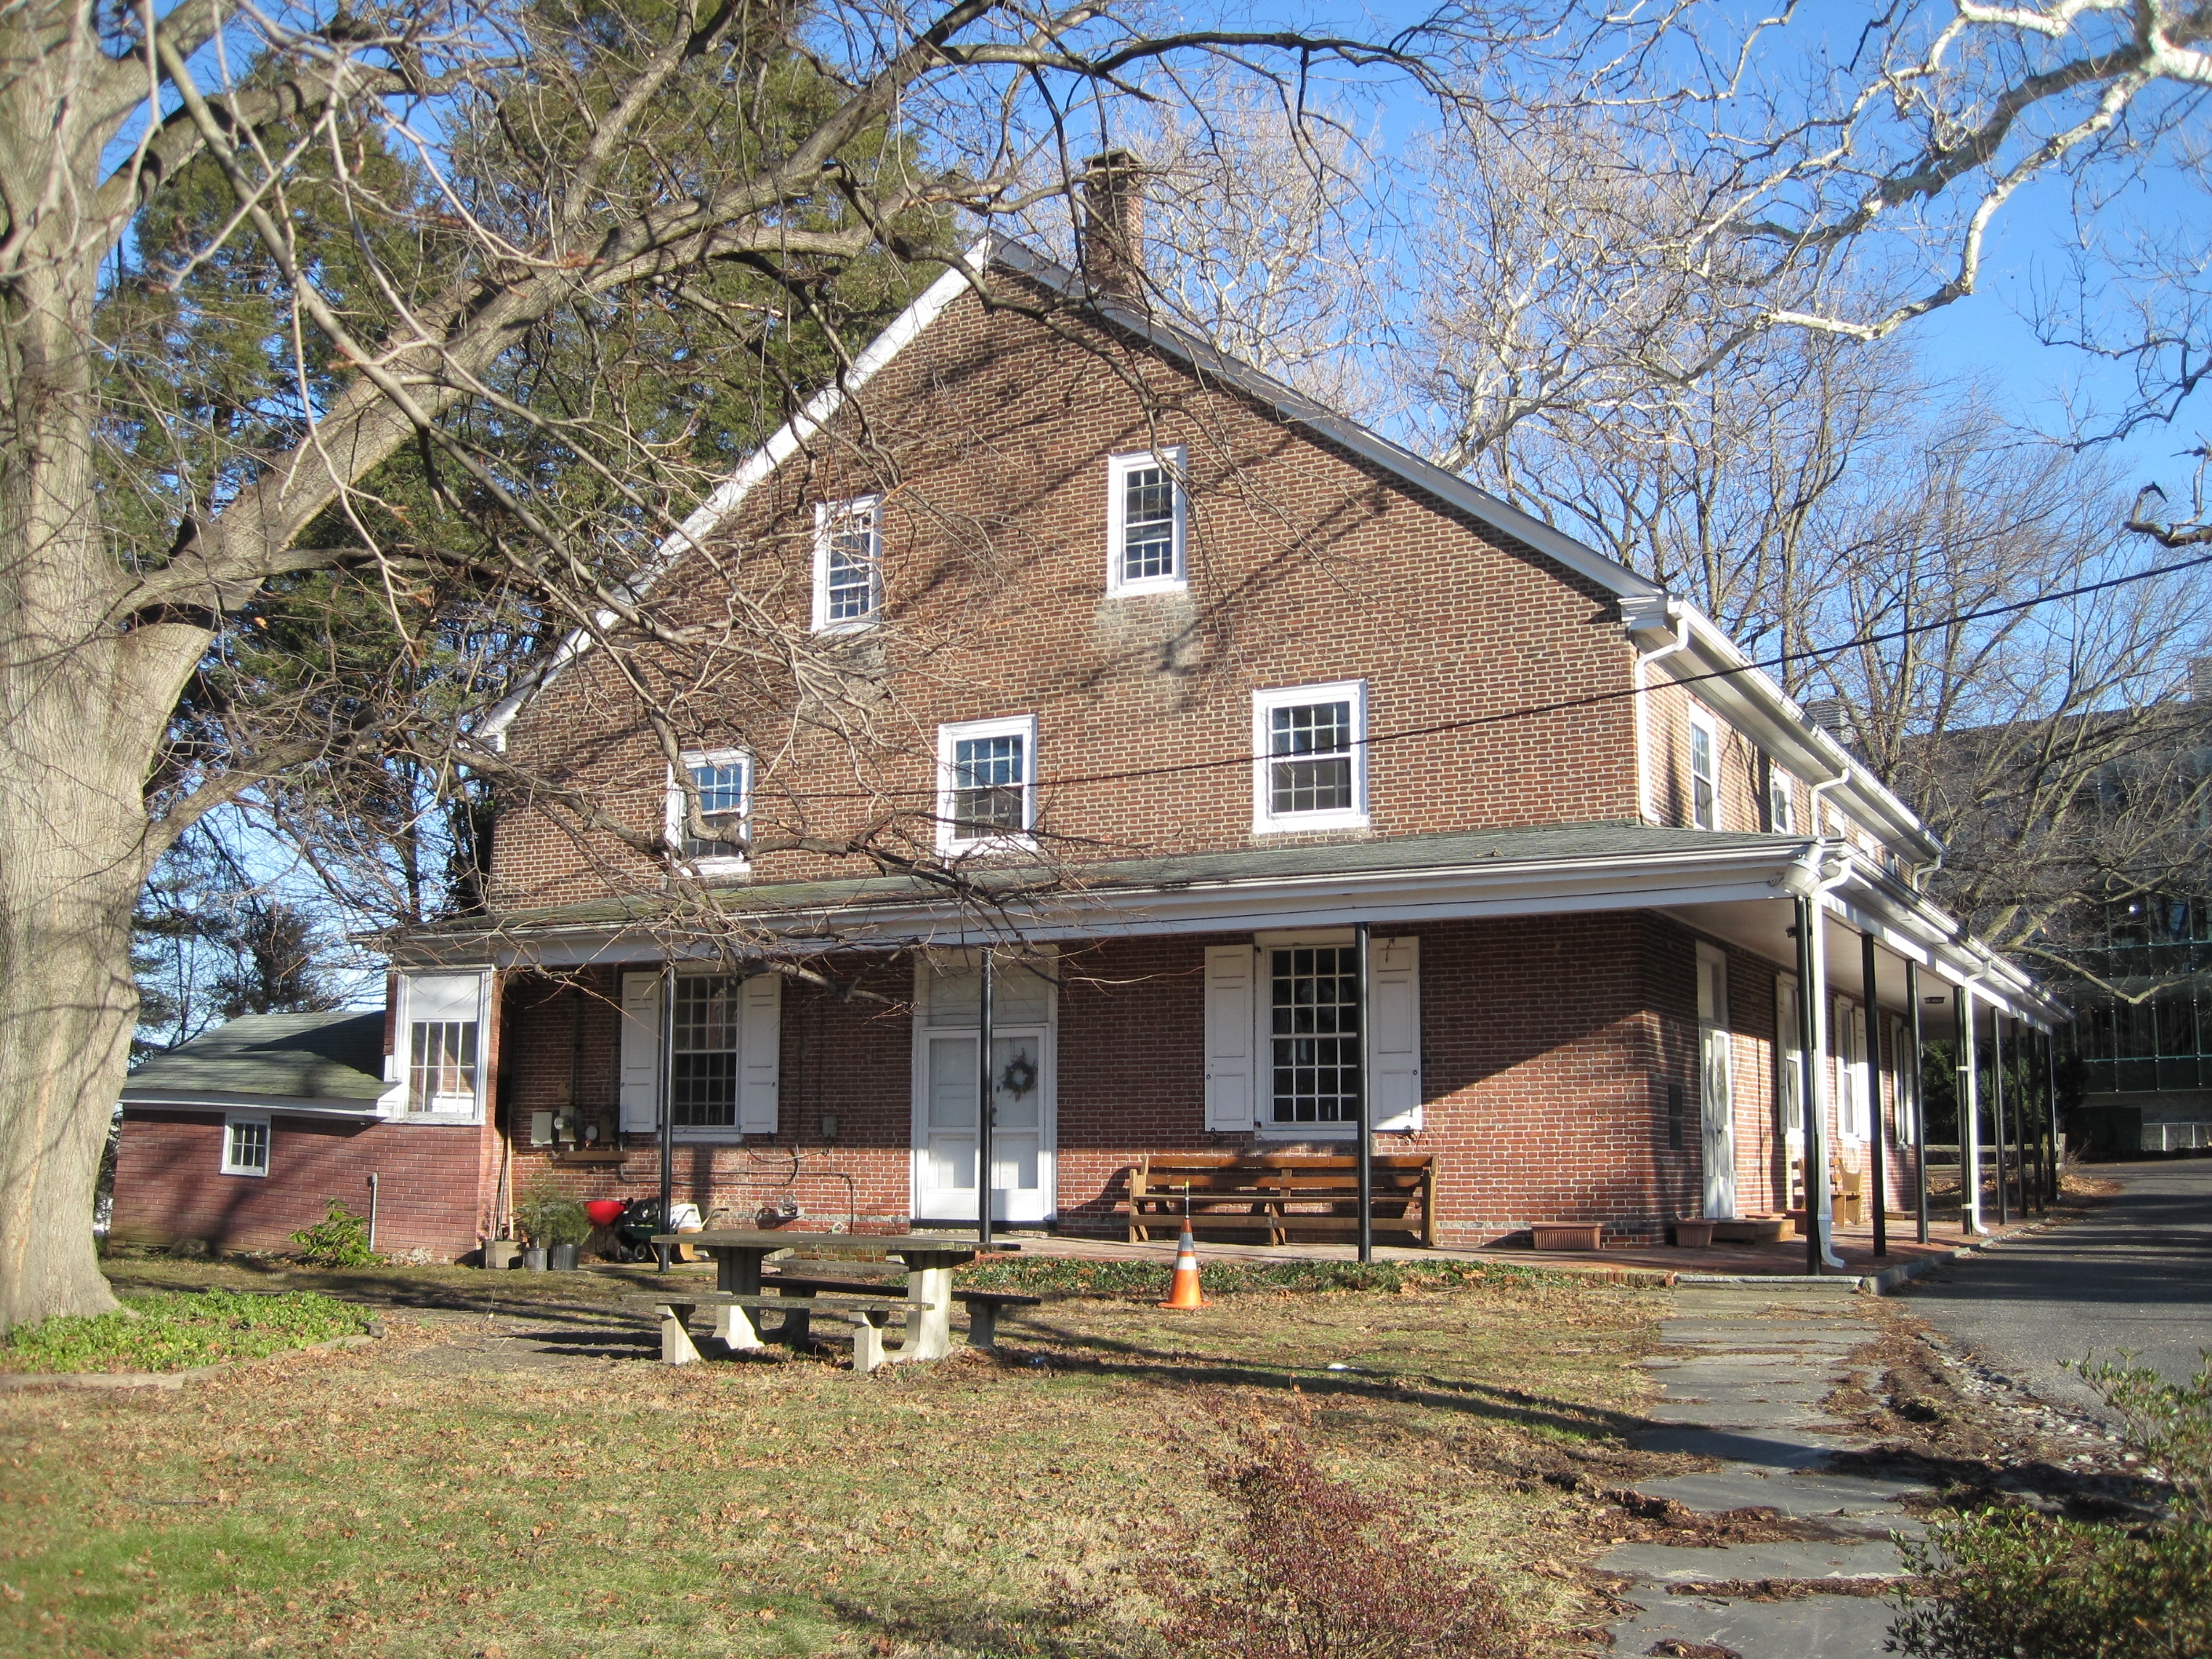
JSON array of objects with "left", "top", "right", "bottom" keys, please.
[
  {"left": 405, "top": 821, "right": 1804, "bottom": 940},
  {"left": 123, "top": 1010, "right": 388, "bottom": 1104}
]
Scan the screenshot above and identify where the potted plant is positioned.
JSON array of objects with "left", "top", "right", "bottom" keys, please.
[{"left": 517, "top": 1181, "right": 589, "bottom": 1270}]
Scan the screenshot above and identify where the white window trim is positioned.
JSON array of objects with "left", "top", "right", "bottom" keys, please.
[
  {"left": 1251, "top": 679, "right": 1369, "bottom": 834},
  {"left": 389, "top": 970, "right": 491, "bottom": 1122},
  {"left": 1105, "top": 448, "right": 1188, "bottom": 595},
  {"left": 810, "top": 494, "right": 882, "bottom": 632},
  {"left": 220, "top": 1112, "right": 271, "bottom": 1177},
  {"left": 1254, "top": 932, "right": 1361, "bottom": 1139},
  {"left": 936, "top": 713, "right": 1039, "bottom": 853},
  {"left": 1688, "top": 705, "right": 1721, "bottom": 831},
  {"left": 668, "top": 747, "right": 752, "bottom": 877},
  {"left": 1766, "top": 756, "right": 1796, "bottom": 833}
]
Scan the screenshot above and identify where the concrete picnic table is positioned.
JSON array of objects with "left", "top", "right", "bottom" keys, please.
[{"left": 651, "top": 1229, "right": 1017, "bottom": 1363}]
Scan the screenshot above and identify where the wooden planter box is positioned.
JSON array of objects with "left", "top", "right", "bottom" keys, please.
[
  {"left": 1711, "top": 1216, "right": 1787, "bottom": 1244},
  {"left": 1669, "top": 1219, "right": 1716, "bottom": 1247},
  {"left": 1529, "top": 1222, "right": 1603, "bottom": 1252}
]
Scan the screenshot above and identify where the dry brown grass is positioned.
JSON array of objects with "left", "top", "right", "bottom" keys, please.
[{"left": 0, "top": 1256, "right": 1678, "bottom": 1657}]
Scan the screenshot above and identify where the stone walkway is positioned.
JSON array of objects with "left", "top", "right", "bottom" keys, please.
[{"left": 1603, "top": 1282, "right": 1925, "bottom": 1658}]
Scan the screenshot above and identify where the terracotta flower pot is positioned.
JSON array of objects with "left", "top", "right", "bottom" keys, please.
[{"left": 1670, "top": 1219, "right": 1716, "bottom": 1247}]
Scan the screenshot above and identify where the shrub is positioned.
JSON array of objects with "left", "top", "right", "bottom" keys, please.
[
  {"left": 1890, "top": 1355, "right": 2212, "bottom": 1659},
  {"left": 290, "top": 1199, "right": 379, "bottom": 1268},
  {"left": 3, "top": 1288, "right": 368, "bottom": 1373},
  {"left": 1163, "top": 1423, "right": 1515, "bottom": 1659},
  {"left": 515, "top": 1181, "right": 591, "bottom": 1247}
]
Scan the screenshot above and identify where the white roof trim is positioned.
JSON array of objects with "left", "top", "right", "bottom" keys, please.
[{"left": 475, "top": 242, "right": 992, "bottom": 749}]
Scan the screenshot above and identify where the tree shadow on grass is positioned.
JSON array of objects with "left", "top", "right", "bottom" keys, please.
[
  {"left": 980, "top": 1313, "right": 1655, "bottom": 1444},
  {"left": 815, "top": 1585, "right": 1145, "bottom": 1659}
]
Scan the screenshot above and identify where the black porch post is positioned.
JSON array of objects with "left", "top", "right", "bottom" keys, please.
[
  {"left": 977, "top": 949, "right": 994, "bottom": 1253},
  {"left": 1354, "top": 921, "right": 1374, "bottom": 1265},
  {"left": 1990, "top": 1010, "right": 2009, "bottom": 1227},
  {"left": 1795, "top": 895, "right": 1824, "bottom": 1274},
  {"left": 1862, "top": 929, "right": 1887, "bottom": 1258},
  {"left": 1907, "top": 961, "right": 1929, "bottom": 1244},
  {"left": 2045, "top": 1026, "right": 2061, "bottom": 1205},
  {"left": 657, "top": 962, "right": 676, "bottom": 1272}
]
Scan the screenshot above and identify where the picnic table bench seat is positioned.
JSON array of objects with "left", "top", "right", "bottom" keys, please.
[
  {"left": 1120, "top": 1152, "right": 1437, "bottom": 1246},
  {"left": 619, "top": 1288, "right": 909, "bottom": 1371},
  {"left": 770, "top": 1274, "right": 1042, "bottom": 1348}
]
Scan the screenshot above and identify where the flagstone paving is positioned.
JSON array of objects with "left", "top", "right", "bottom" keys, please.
[{"left": 1602, "top": 1284, "right": 1925, "bottom": 1659}]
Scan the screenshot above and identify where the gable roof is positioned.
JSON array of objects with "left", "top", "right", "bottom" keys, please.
[
  {"left": 471, "top": 233, "right": 1939, "bottom": 861},
  {"left": 122, "top": 1010, "right": 387, "bottom": 1108}
]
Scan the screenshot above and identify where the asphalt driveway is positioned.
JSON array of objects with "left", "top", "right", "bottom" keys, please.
[{"left": 1899, "top": 1157, "right": 2212, "bottom": 1418}]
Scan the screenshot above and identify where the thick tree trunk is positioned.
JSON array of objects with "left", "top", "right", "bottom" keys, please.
[{"left": 0, "top": 4, "right": 211, "bottom": 1328}]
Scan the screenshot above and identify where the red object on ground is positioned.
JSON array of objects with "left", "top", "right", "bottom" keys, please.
[{"left": 584, "top": 1199, "right": 627, "bottom": 1226}]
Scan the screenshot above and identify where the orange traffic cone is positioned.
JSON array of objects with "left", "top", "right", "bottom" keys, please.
[{"left": 1159, "top": 1221, "right": 1207, "bottom": 1309}]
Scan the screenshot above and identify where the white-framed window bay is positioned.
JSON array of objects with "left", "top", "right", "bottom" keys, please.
[
  {"left": 1106, "top": 447, "right": 1186, "bottom": 595},
  {"left": 936, "top": 714, "right": 1038, "bottom": 852},
  {"left": 1251, "top": 680, "right": 1368, "bottom": 833},
  {"left": 395, "top": 971, "right": 489, "bottom": 1118}
]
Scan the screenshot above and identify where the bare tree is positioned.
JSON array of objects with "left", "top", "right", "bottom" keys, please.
[{"left": 0, "top": 0, "right": 1485, "bottom": 1328}]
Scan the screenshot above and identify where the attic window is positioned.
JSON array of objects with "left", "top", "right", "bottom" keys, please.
[
  {"left": 812, "top": 496, "right": 881, "bottom": 630},
  {"left": 1107, "top": 449, "right": 1185, "bottom": 594}
]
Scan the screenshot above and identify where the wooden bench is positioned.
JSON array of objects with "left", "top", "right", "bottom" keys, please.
[
  {"left": 1121, "top": 1153, "right": 1437, "bottom": 1246},
  {"left": 1789, "top": 1157, "right": 1865, "bottom": 1225},
  {"left": 619, "top": 1290, "right": 906, "bottom": 1372}
]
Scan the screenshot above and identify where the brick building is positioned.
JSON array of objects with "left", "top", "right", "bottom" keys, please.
[{"left": 112, "top": 196, "right": 2059, "bottom": 1260}]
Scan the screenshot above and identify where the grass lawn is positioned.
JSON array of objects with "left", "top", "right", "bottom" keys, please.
[{"left": 0, "top": 1251, "right": 1675, "bottom": 1657}]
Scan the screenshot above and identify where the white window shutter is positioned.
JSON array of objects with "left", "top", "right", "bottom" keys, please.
[
  {"left": 1371, "top": 936, "right": 1423, "bottom": 1133},
  {"left": 1203, "top": 945, "right": 1257, "bottom": 1131},
  {"left": 617, "top": 972, "right": 661, "bottom": 1133},
  {"left": 738, "top": 972, "right": 782, "bottom": 1135}
]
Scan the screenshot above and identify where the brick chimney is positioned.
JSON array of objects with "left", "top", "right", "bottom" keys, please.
[
  {"left": 2190, "top": 656, "right": 2212, "bottom": 701},
  {"left": 1077, "top": 149, "right": 1144, "bottom": 301}
]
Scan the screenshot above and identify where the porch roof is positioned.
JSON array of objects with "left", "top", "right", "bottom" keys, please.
[
  {"left": 120, "top": 1010, "right": 387, "bottom": 1115},
  {"left": 395, "top": 819, "right": 2059, "bottom": 1024}
]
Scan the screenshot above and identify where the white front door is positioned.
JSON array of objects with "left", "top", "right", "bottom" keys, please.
[
  {"left": 1697, "top": 943, "right": 1739, "bottom": 1219},
  {"left": 912, "top": 956, "right": 1056, "bottom": 1224}
]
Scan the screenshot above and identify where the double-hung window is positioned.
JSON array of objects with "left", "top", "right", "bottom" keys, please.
[
  {"left": 671, "top": 975, "right": 741, "bottom": 1130},
  {"left": 1252, "top": 681, "right": 1368, "bottom": 833},
  {"left": 811, "top": 496, "right": 881, "bottom": 630},
  {"left": 1688, "top": 709, "right": 1720, "bottom": 831},
  {"left": 936, "top": 715, "right": 1037, "bottom": 851},
  {"left": 1765, "top": 755, "right": 1795, "bottom": 833},
  {"left": 1106, "top": 448, "right": 1185, "bottom": 594},
  {"left": 669, "top": 748, "right": 750, "bottom": 871},
  {"left": 1269, "top": 945, "right": 1361, "bottom": 1126},
  {"left": 402, "top": 973, "right": 485, "bottom": 1115},
  {"left": 221, "top": 1115, "right": 270, "bottom": 1176}
]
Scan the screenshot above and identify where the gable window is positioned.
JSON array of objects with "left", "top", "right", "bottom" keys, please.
[
  {"left": 221, "top": 1115, "right": 270, "bottom": 1176},
  {"left": 1269, "top": 945, "right": 1360, "bottom": 1126},
  {"left": 1106, "top": 448, "right": 1186, "bottom": 594},
  {"left": 937, "top": 715, "right": 1037, "bottom": 851},
  {"left": 1252, "top": 681, "right": 1368, "bottom": 833},
  {"left": 403, "top": 972, "right": 485, "bottom": 1115},
  {"left": 668, "top": 749, "right": 750, "bottom": 870},
  {"left": 811, "top": 496, "right": 881, "bottom": 630},
  {"left": 1689, "top": 709, "right": 1719, "bottom": 830}
]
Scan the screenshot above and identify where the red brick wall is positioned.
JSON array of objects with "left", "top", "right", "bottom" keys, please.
[
  {"left": 111, "top": 1112, "right": 490, "bottom": 1258},
  {"left": 489, "top": 273, "right": 1647, "bottom": 910},
  {"left": 485, "top": 915, "right": 1766, "bottom": 1246}
]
